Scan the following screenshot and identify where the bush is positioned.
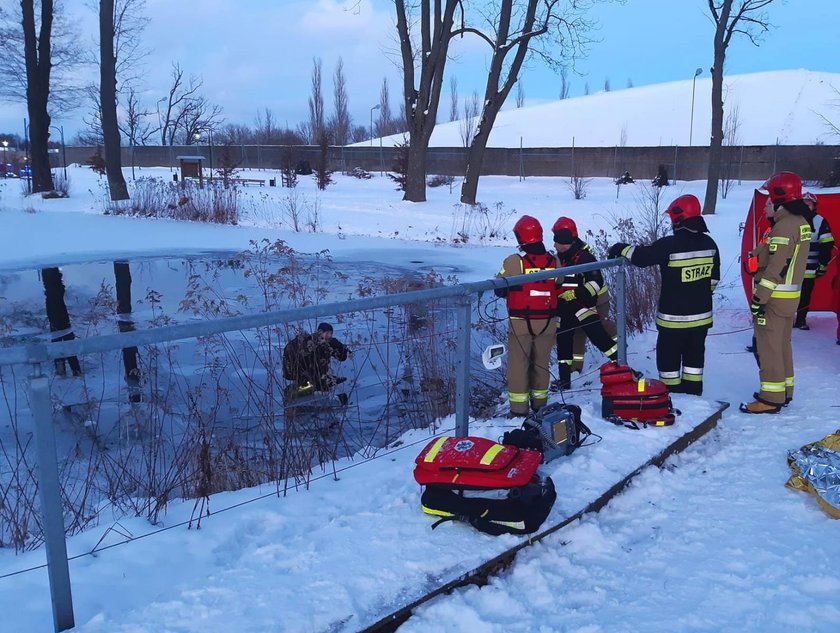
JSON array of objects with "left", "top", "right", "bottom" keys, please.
[
  {"left": 427, "top": 174, "right": 454, "bottom": 188},
  {"left": 108, "top": 177, "right": 241, "bottom": 225},
  {"left": 85, "top": 147, "right": 106, "bottom": 176},
  {"left": 348, "top": 167, "right": 372, "bottom": 180}
]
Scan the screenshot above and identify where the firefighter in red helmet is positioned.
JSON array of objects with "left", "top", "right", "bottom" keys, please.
[
  {"left": 495, "top": 215, "right": 557, "bottom": 416},
  {"left": 552, "top": 216, "right": 617, "bottom": 391},
  {"left": 608, "top": 194, "right": 720, "bottom": 396},
  {"left": 740, "top": 172, "right": 812, "bottom": 413}
]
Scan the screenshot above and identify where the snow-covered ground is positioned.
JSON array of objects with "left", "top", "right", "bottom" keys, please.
[{"left": 0, "top": 164, "right": 839, "bottom": 632}]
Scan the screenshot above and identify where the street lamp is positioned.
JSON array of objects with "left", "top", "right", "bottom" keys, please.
[
  {"left": 370, "top": 104, "right": 380, "bottom": 147},
  {"left": 49, "top": 125, "right": 67, "bottom": 180},
  {"left": 1, "top": 141, "right": 7, "bottom": 174},
  {"left": 689, "top": 67, "right": 703, "bottom": 146}
]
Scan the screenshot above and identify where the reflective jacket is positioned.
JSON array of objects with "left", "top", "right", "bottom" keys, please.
[
  {"left": 620, "top": 228, "right": 721, "bottom": 329},
  {"left": 498, "top": 252, "right": 558, "bottom": 319},
  {"left": 753, "top": 207, "right": 812, "bottom": 316},
  {"left": 804, "top": 215, "right": 834, "bottom": 279}
]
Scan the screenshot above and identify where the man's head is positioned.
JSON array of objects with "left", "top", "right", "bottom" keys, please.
[
  {"left": 316, "top": 322, "right": 334, "bottom": 341},
  {"left": 666, "top": 194, "right": 708, "bottom": 233},
  {"left": 762, "top": 171, "right": 802, "bottom": 206},
  {"left": 552, "top": 216, "right": 578, "bottom": 253},
  {"left": 513, "top": 215, "right": 543, "bottom": 248},
  {"left": 803, "top": 191, "right": 818, "bottom": 212}
]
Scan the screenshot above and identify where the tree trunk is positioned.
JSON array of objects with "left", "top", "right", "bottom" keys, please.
[
  {"left": 404, "top": 139, "right": 428, "bottom": 202},
  {"left": 21, "top": 0, "right": 55, "bottom": 194},
  {"left": 100, "top": 0, "right": 129, "bottom": 201},
  {"left": 461, "top": 116, "right": 493, "bottom": 205},
  {"left": 703, "top": 1, "right": 732, "bottom": 216}
]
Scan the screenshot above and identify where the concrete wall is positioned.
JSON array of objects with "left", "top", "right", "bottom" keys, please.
[{"left": 63, "top": 144, "right": 840, "bottom": 183}]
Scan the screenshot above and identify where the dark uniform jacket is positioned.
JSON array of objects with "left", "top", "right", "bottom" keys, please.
[
  {"left": 804, "top": 214, "right": 834, "bottom": 279},
  {"left": 621, "top": 228, "right": 721, "bottom": 329},
  {"left": 282, "top": 332, "right": 349, "bottom": 388},
  {"left": 556, "top": 238, "right": 608, "bottom": 308}
]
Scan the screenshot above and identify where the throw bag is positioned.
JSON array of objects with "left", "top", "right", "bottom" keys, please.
[
  {"left": 599, "top": 361, "right": 677, "bottom": 428},
  {"left": 420, "top": 477, "right": 557, "bottom": 536}
]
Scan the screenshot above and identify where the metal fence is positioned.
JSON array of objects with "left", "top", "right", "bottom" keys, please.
[{"left": 0, "top": 259, "right": 626, "bottom": 632}]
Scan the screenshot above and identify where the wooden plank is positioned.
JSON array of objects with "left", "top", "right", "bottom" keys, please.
[{"left": 361, "top": 401, "right": 730, "bottom": 633}]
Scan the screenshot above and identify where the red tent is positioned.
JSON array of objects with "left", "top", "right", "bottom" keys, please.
[{"left": 740, "top": 191, "right": 840, "bottom": 316}]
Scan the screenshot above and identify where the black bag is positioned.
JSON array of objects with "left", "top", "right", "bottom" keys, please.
[{"left": 420, "top": 477, "right": 556, "bottom": 536}]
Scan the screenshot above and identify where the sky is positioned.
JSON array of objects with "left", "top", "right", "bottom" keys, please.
[
  {"left": 1, "top": 0, "right": 840, "bottom": 143},
  {"left": 1, "top": 166, "right": 839, "bottom": 629}
]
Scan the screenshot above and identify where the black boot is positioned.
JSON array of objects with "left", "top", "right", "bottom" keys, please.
[{"left": 550, "top": 365, "right": 572, "bottom": 392}]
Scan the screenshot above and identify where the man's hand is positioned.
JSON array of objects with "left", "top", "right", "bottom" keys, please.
[
  {"left": 750, "top": 300, "right": 765, "bottom": 318},
  {"left": 559, "top": 289, "right": 576, "bottom": 302},
  {"left": 816, "top": 263, "right": 827, "bottom": 278},
  {"left": 608, "top": 243, "right": 630, "bottom": 259}
]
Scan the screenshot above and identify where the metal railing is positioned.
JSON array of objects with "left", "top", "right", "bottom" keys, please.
[{"left": 0, "top": 258, "right": 626, "bottom": 632}]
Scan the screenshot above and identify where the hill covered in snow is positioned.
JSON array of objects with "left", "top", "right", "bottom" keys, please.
[{"left": 373, "top": 69, "right": 840, "bottom": 148}]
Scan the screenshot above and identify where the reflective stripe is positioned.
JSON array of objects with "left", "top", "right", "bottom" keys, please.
[
  {"left": 623, "top": 246, "right": 636, "bottom": 258},
  {"left": 669, "top": 249, "right": 716, "bottom": 260},
  {"left": 818, "top": 234, "right": 834, "bottom": 243},
  {"left": 509, "top": 392, "right": 529, "bottom": 403},
  {"left": 575, "top": 307, "right": 596, "bottom": 320},
  {"left": 603, "top": 344, "right": 618, "bottom": 358},
  {"left": 573, "top": 354, "right": 585, "bottom": 361},
  {"left": 423, "top": 437, "right": 449, "bottom": 462},
  {"left": 759, "top": 278, "right": 778, "bottom": 291},
  {"left": 657, "top": 316, "right": 713, "bottom": 329},
  {"left": 683, "top": 366, "right": 703, "bottom": 375},
  {"left": 490, "top": 519, "right": 526, "bottom": 530},
  {"left": 667, "top": 256, "right": 714, "bottom": 268},
  {"left": 530, "top": 290, "right": 553, "bottom": 296},
  {"left": 559, "top": 359, "right": 573, "bottom": 366},
  {"left": 768, "top": 236, "right": 790, "bottom": 245},
  {"left": 657, "top": 311, "right": 713, "bottom": 323},
  {"left": 660, "top": 377, "right": 682, "bottom": 386},
  {"left": 480, "top": 444, "right": 504, "bottom": 465},
  {"left": 682, "top": 373, "right": 702, "bottom": 382},
  {"left": 760, "top": 382, "right": 786, "bottom": 393},
  {"left": 531, "top": 389, "right": 548, "bottom": 399},
  {"left": 659, "top": 371, "right": 681, "bottom": 379},
  {"left": 585, "top": 280, "right": 601, "bottom": 296},
  {"left": 637, "top": 379, "right": 645, "bottom": 392},
  {"left": 785, "top": 377, "right": 794, "bottom": 387}
]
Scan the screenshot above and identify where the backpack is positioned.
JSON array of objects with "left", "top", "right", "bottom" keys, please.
[
  {"left": 413, "top": 436, "right": 555, "bottom": 536},
  {"left": 503, "top": 403, "right": 590, "bottom": 462},
  {"left": 599, "top": 361, "right": 677, "bottom": 428}
]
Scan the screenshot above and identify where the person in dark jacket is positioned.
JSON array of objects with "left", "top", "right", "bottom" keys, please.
[
  {"left": 552, "top": 216, "right": 617, "bottom": 391},
  {"left": 608, "top": 194, "right": 720, "bottom": 396},
  {"left": 282, "top": 322, "right": 349, "bottom": 395},
  {"left": 794, "top": 192, "right": 834, "bottom": 330}
]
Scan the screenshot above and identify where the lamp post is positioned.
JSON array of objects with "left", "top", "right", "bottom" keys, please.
[
  {"left": 49, "top": 125, "right": 67, "bottom": 180},
  {"left": 689, "top": 67, "right": 702, "bottom": 146},
  {"left": 369, "top": 104, "right": 380, "bottom": 147},
  {"left": 1, "top": 140, "right": 7, "bottom": 175}
]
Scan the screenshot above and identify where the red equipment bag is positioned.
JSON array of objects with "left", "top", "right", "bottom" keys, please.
[
  {"left": 599, "top": 362, "right": 677, "bottom": 428},
  {"left": 413, "top": 436, "right": 542, "bottom": 489}
]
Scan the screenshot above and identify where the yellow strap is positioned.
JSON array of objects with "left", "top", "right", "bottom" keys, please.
[
  {"left": 480, "top": 444, "right": 504, "bottom": 465},
  {"left": 423, "top": 436, "right": 449, "bottom": 462}
]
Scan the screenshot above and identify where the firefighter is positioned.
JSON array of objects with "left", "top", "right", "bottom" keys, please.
[
  {"left": 495, "top": 215, "right": 557, "bottom": 416},
  {"left": 794, "top": 192, "right": 834, "bottom": 330},
  {"left": 608, "top": 194, "right": 720, "bottom": 396},
  {"left": 739, "top": 172, "right": 812, "bottom": 413},
  {"left": 552, "top": 216, "right": 617, "bottom": 391},
  {"left": 282, "top": 322, "right": 349, "bottom": 397}
]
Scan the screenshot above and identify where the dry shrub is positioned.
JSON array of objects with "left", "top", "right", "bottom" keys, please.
[{"left": 109, "top": 177, "right": 241, "bottom": 225}]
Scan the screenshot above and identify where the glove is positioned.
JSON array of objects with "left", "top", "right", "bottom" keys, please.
[
  {"left": 816, "top": 264, "right": 827, "bottom": 278},
  {"left": 559, "top": 289, "right": 576, "bottom": 302},
  {"left": 608, "top": 243, "right": 629, "bottom": 259},
  {"left": 750, "top": 301, "right": 765, "bottom": 318}
]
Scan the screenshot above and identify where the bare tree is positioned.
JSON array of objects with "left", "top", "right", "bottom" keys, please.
[
  {"left": 459, "top": 91, "right": 480, "bottom": 148},
  {"left": 308, "top": 57, "right": 324, "bottom": 144},
  {"left": 160, "top": 62, "right": 201, "bottom": 145},
  {"left": 254, "top": 108, "right": 278, "bottom": 144},
  {"left": 460, "top": 0, "right": 595, "bottom": 204},
  {"left": 377, "top": 76, "right": 393, "bottom": 137},
  {"left": 603, "top": 77, "right": 611, "bottom": 92},
  {"left": 177, "top": 95, "right": 223, "bottom": 145},
  {"left": 816, "top": 84, "right": 840, "bottom": 139},
  {"left": 515, "top": 80, "right": 525, "bottom": 108},
  {"left": 329, "top": 57, "right": 351, "bottom": 145},
  {"left": 703, "top": 0, "right": 775, "bottom": 215},
  {"left": 0, "top": 1, "right": 83, "bottom": 116},
  {"left": 559, "top": 66, "right": 570, "bottom": 99},
  {"left": 394, "top": 0, "right": 461, "bottom": 202},
  {"left": 19, "top": 0, "right": 56, "bottom": 193},
  {"left": 627, "top": 77, "right": 634, "bottom": 88},
  {"left": 584, "top": 81, "right": 590, "bottom": 95},
  {"left": 121, "top": 86, "right": 154, "bottom": 145},
  {"left": 720, "top": 101, "right": 741, "bottom": 198},
  {"left": 449, "top": 75, "right": 458, "bottom": 121},
  {"left": 100, "top": 0, "right": 129, "bottom": 201}
]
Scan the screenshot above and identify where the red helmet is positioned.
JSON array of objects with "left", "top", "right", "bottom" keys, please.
[
  {"left": 666, "top": 194, "right": 702, "bottom": 224},
  {"left": 551, "top": 216, "right": 578, "bottom": 244},
  {"left": 513, "top": 215, "right": 543, "bottom": 245},
  {"left": 762, "top": 171, "right": 802, "bottom": 205}
]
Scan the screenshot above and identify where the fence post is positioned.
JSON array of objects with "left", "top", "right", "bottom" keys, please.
[
  {"left": 614, "top": 263, "right": 628, "bottom": 365},
  {"left": 29, "top": 364, "right": 75, "bottom": 632},
  {"left": 454, "top": 296, "right": 472, "bottom": 436}
]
